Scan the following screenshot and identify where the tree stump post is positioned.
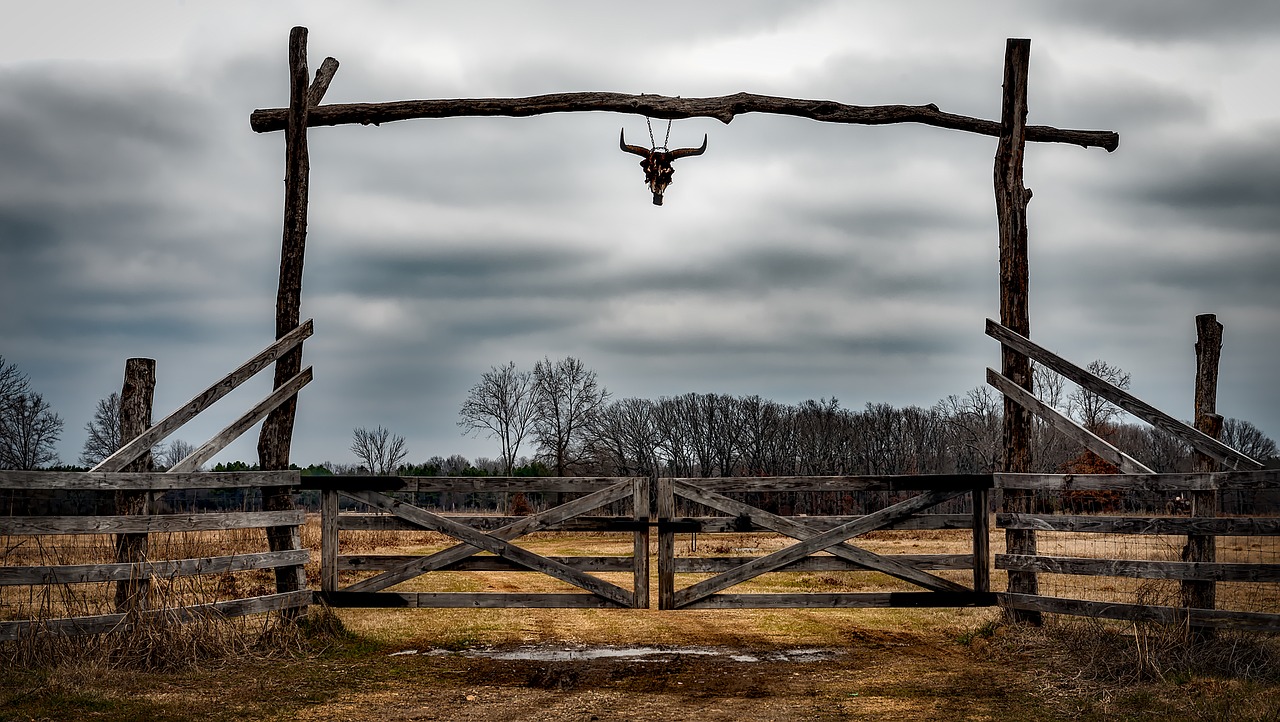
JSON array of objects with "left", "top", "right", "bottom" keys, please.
[
  {"left": 1183, "top": 314, "right": 1222, "bottom": 638},
  {"left": 114, "top": 357, "right": 155, "bottom": 612},
  {"left": 994, "top": 38, "right": 1039, "bottom": 624}
]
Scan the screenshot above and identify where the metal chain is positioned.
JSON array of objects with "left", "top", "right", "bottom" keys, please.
[{"left": 645, "top": 116, "right": 673, "bottom": 151}]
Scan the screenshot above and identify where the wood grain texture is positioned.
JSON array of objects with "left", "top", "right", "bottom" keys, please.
[
  {"left": 993, "top": 470, "right": 1280, "bottom": 491},
  {"left": 339, "top": 555, "right": 637, "bottom": 572},
  {"left": 1000, "top": 593, "right": 1280, "bottom": 632},
  {"left": 997, "top": 514, "right": 1280, "bottom": 535},
  {"left": 1, "top": 510, "right": 304, "bottom": 536},
  {"left": 986, "top": 319, "right": 1262, "bottom": 471},
  {"left": 301, "top": 475, "right": 643, "bottom": 492},
  {"left": 336, "top": 514, "right": 644, "bottom": 533},
  {"left": 633, "top": 477, "right": 650, "bottom": 609},
  {"left": 673, "top": 554, "right": 974, "bottom": 573},
  {"left": 657, "top": 477, "right": 675, "bottom": 610},
  {"left": 249, "top": 92, "right": 1118, "bottom": 151},
  {"left": 0, "top": 550, "right": 311, "bottom": 586},
  {"left": 671, "top": 475, "right": 993, "bottom": 492},
  {"left": 320, "top": 592, "right": 623, "bottom": 609},
  {"left": 0, "top": 470, "right": 299, "bottom": 490},
  {"left": 996, "top": 554, "right": 1280, "bottom": 582},
  {"left": 987, "top": 368, "right": 1154, "bottom": 474},
  {"left": 89, "top": 321, "right": 313, "bottom": 473},
  {"left": 307, "top": 56, "right": 339, "bottom": 106}
]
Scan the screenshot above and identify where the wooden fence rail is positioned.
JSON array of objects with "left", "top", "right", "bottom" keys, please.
[{"left": 0, "top": 471, "right": 309, "bottom": 641}]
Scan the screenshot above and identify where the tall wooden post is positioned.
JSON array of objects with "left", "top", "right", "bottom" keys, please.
[
  {"left": 1183, "top": 314, "right": 1222, "bottom": 633},
  {"left": 994, "top": 38, "right": 1039, "bottom": 623},
  {"left": 114, "top": 357, "right": 155, "bottom": 612},
  {"left": 257, "top": 26, "right": 314, "bottom": 599}
]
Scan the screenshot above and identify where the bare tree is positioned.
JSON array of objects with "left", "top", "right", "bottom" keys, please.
[
  {"left": 459, "top": 362, "right": 537, "bottom": 475},
  {"left": 80, "top": 393, "right": 122, "bottom": 466},
  {"left": 1069, "top": 359, "right": 1131, "bottom": 433},
  {"left": 532, "top": 357, "right": 609, "bottom": 476},
  {"left": 0, "top": 392, "right": 63, "bottom": 469},
  {"left": 0, "top": 356, "right": 31, "bottom": 403},
  {"left": 351, "top": 425, "right": 409, "bottom": 475},
  {"left": 161, "top": 438, "right": 199, "bottom": 470},
  {"left": 1220, "top": 418, "right": 1277, "bottom": 462}
]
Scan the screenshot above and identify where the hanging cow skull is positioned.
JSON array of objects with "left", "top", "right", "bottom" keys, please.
[{"left": 619, "top": 129, "right": 707, "bottom": 206}]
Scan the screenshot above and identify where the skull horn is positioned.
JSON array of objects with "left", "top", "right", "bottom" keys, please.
[
  {"left": 619, "top": 129, "right": 651, "bottom": 157},
  {"left": 670, "top": 134, "right": 708, "bottom": 159}
]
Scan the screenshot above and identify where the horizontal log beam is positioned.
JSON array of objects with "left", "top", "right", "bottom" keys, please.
[
  {"left": 995, "top": 469, "right": 1280, "bottom": 491},
  {"left": 998, "top": 513, "right": 1280, "bottom": 536},
  {"left": 0, "top": 550, "right": 311, "bottom": 586},
  {"left": 300, "top": 475, "right": 640, "bottom": 492},
  {"left": 339, "top": 554, "right": 637, "bottom": 573},
  {"left": 995, "top": 554, "right": 1280, "bottom": 582},
  {"left": 0, "top": 590, "right": 312, "bottom": 641},
  {"left": 1, "top": 510, "right": 305, "bottom": 536},
  {"left": 675, "top": 554, "right": 974, "bottom": 573},
  {"left": 999, "top": 593, "right": 1280, "bottom": 632},
  {"left": 337, "top": 514, "right": 644, "bottom": 533},
  {"left": 682, "top": 592, "right": 997, "bottom": 609},
  {"left": 336, "top": 512, "right": 971, "bottom": 533},
  {"left": 669, "top": 513, "right": 974, "bottom": 533},
  {"left": 249, "top": 92, "right": 1119, "bottom": 151},
  {"left": 985, "top": 319, "right": 1262, "bottom": 471},
  {"left": 320, "top": 591, "right": 623, "bottom": 608},
  {"left": 0, "top": 470, "right": 299, "bottom": 490},
  {"left": 92, "top": 320, "right": 314, "bottom": 472},
  {"left": 987, "top": 368, "right": 1153, "bottom": 474},
  {"left": 674, "top": 475, "right": 993, "bottom": 492}
]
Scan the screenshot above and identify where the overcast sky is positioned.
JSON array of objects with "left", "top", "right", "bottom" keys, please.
[{"left": 2, "top": 1, "right": 1277, "bottom": 469}]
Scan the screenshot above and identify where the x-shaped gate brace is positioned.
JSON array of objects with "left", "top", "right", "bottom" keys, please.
[
  {"left": 322, "top": 479, "right": 646, "bottom": 608},
  {"left": 318, "top": 477, "right": 993, "bottom": 610}
]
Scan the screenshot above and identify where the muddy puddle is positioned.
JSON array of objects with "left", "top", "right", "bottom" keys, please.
[{"left": 389, "top": 645, "right": 841, "bottom": 663}]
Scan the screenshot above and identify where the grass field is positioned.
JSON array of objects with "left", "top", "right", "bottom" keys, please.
[{"left": 3, "top": 519, "right": 1279, "bottom": 720}]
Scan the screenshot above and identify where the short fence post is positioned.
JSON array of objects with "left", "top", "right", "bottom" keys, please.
[
  {"left": 1183, "top": 314, "right": 1222, "bottom": 636},
  {"left": 321, "top": 489, "right": 339, "bottom": 593},
  {"left": 115, "top": 358, "right": 155, "bottom": 613},
  {"left": 632, "top": 478, "right": 650, "bottom": 608},
  {"left": 656, "top": 477, "right": 675, "bottom": 610}
]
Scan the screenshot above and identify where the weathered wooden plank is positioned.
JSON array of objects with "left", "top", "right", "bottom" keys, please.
[
  {"left": 321, "top": 489, "right": 339, "bottom": 592},
  {"left": 249, "top": 92, "right": 1119, "bottom": 151},
  {"left": 672, "top": 475, "right": 992, "bottom": 492},
  {"left": 0, "top": 470, "right": 299, "bottom": 491},
  {"left": 300, "top": 475, "right": 640, "bottom": 492},
  {"left": 168, "top": 367, "right": 313, "bottom": 473},
  {"left": 1185, "top": 314, "right": 1223, "bottom": 625},
  {"left": 88, "top": 321, "right": 313, "bottom": 473},
  {"left": 0, "top": 550, "right": 311, "bottom": 586},
  {"left": 114, "top": 357, "right": 155, "bottom": 613},
  {"left": 657, "top": 477, "right": 675, "bottom": 610},
  {"left": 995, "top": 554, "right": 1280, "bottom": 582},
  {"left": 0, "top": 510, "right": 305, "bottom": 536},
  {"left": 988, "top": 368, "right": 1154, "bottom": 474},
  {"left": 339, "top": 555, "right": 637, "bottom": 572},
  {"left": 341, "top": 490, "right": 632, "bottom": 607},
  {"left": 999, "top": 593, "right": 1280, "bottom": 633},
  {"left": 673, "top": 487, "right": 970, "bottom": 607},
  {"left": 672, "top": 514, "right": 975, "bottom": 533},
  {"left": 674, "top": 482, "right": 971, "bottom": 598},
  {"left": 998, "top": 514, "right": 1280, "bottom": 535},
  {"left": 972, "top": 488, "right": 991, "bottom": 593},
  {"left": 985, "top": 319, "right": 1262, "bottom": 471},
  {"left": 633, "top": 477, "right": 650, "bottom": 609},
  {"left": 994, "top": 470, "right": 1280, "bottom": 492},
  {"left": 320, "top": 592, "right": 622, "bottom": 609},
  {"left": 673, "top": 554, "right": 975, "bottom": 573},
  {"left": 336, "top": 514, "right": 644, "bottom": 533},
  {"left": 339, "top": 481, "right": 633, "bottom": 594},
  {"left": 0, "top": 590, "right": 313, "bottom": 641},
  {"left": 683, "top": 592, "right": 998, "bottom": 609}
]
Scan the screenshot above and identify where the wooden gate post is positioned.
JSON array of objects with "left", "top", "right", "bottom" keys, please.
[
  {"left": 257, "top": 26, "right": 328, "bottom": 602},
  {"left": 1183, "top": 314, "right": 1222, "bottom": 631},
  {"left": 994, "top": 38, "right": 1039, "bottom": 623},
  {"left": 114, "top": 357, "right": 155, "bottom": 612},
  {"left": 656, "top": 477, "right": 675, "bottom": 610},
  {"left": 633, "top": 477, "right": 651, "bottom": 608}
]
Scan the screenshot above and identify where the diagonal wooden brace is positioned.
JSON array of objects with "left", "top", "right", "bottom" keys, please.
[
  {"left": 342, "top": 489, "right": 633, "bottom": 606},
  {"left": 672, "top": 484, "right": 970, "bottom": 607}
]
